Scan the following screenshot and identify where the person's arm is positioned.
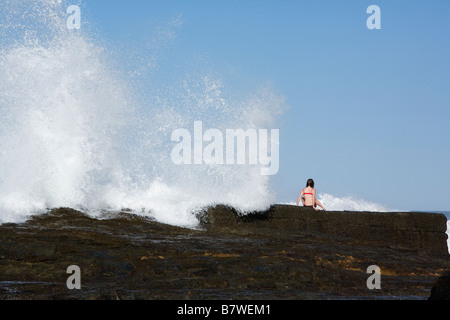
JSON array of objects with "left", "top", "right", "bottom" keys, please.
[
  {"left": 296, "top": 190, "right": 304, "bottom": 206},
  {"left": 312, "top": 189, "right": 318, "bottom": 211}
]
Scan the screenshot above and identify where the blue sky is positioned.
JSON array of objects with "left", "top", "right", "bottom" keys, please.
[{"left": 79, "top": 0, "right": 450, "bottom": 211}]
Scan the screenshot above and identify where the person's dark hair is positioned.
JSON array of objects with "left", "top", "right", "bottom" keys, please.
[{"left": 306, "top": 179, "right": 314, "bottom": 188}]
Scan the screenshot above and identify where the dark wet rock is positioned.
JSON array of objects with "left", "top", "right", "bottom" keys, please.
[
  {"left": 429, "top": 271, "right": 450, "bottom": 300},
  {"left": 201, "top": 205, "right": 449, "bottom": 256},
  {"left": 0, "top": 205, "right": 448, "bottom": 300}
]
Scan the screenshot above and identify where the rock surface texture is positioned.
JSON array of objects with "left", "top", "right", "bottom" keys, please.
[{"left": 0, "top": 205, "right": 448, "bottom": 300}]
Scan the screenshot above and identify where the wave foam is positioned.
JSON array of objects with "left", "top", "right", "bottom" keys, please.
[
  {"left": 447, "top": 221, "right": 450, "bottom": 254},
  {"left": 284, "top": 193, "right": 392, "bottom": 212},
  {"left": 0, "top": 0, "right": 286, "bottom": 227},
  {"left": 317, "top": 193, "right": 393, "bottom": 212}
]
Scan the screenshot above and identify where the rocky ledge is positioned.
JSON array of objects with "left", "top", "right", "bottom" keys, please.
[
  {"left": 202, "top": 205, "right": 449, "bottom": 257},
  {"left": 0, "top": 205, "right": 448, "bottom": 300}
]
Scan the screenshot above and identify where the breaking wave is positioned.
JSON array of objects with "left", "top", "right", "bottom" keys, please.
[{"left": 0, "top": 0, "right": 286, "bottom": 227}]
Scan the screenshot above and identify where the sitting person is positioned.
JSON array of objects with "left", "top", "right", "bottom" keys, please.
[{"left": 296, "top": 178, "right": 326, "bottom": 211}]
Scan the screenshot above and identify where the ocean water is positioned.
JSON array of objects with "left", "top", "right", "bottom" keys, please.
[{"left": 0, "top": 0, "right": 286, "bottom": 227}]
